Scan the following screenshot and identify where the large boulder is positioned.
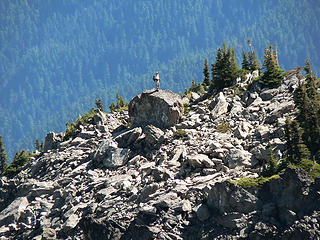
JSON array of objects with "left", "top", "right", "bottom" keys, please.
[{"left": 128, "top": 89, "right": 184, "bottom": 128}]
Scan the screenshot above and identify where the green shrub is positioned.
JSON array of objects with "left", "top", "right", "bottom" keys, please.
[
  {"left": 2, "top": 150, "right": 36, "bottom": 177},
  {"left": 64, "top": 108, "right": 96, "bottom": 141},
  {"left": 216, "top": 122, "right": 231, "bottom": 133},
  {"left": 109, "top": 93, "right": 128, "bottom": 113},
  {"left": 173, "top": 129, "right": 188, "bottom": 140},
  {"left": 288, "top": 158, "right": 320, "bottom": 181},
  {"left": 183, "top": 103, "right": 190, "bottom": 115},
  {"left": 229, "top": 175, "right": 280, "bottom": 188}
]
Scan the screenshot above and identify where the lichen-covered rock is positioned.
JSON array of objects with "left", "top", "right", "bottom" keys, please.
[{"left": 128, "top": 89, "right": 184, "bottom": 128}]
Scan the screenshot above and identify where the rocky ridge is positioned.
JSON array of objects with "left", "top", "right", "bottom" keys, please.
[{"left": 1, "top": 72, "right": 320, "bottom": 239}]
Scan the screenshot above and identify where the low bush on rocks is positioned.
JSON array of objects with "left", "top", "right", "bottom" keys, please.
[
  {"left": 216, "top": 122, "right": 231, "bottom": 133},
  {"left": 64, "top": 108, "right": 97, "bottom": 141},
  {"left": 229, "top": 175, "right": 280, "bottom": 188},
  {"left": 289, "top": 158, "right": 320, "bottom": 181},
  {"left": 2, "top": 150, "right": 37, "bottom": 177},
  {"left": 183, "top": 103, "right": 190, "bottom": 115},
  {"left": 173, "top": 129, "right": 188, "bottom": 140}
]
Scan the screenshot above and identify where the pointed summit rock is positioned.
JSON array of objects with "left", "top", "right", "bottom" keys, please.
[{"left": 128, "top": 89, "right": 184, "bottom": 128}]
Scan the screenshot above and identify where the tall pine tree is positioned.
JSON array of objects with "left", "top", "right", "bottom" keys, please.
[
  {"left": 293, "top": 60, "right": 320, "bottom": 163},
  {"left": 241, "top": 50, "right": 249, "bottom": 70},
  {"left": 203, "top": 58, "right": 210, "bottom": 87},
  {"left": 211, "top": 42, "right": 240, "bottom": 90},
  {"left": 0, "top": 136, "right": 8, "bottom": 174},
  {"left": 260, "top": 44, "right": 284, "bottom": 88},
  {"left": 247, "top": 39, "right": 261, "bottom": 72},
  {"left": 303, "top": 60, "right": 320, "bottom": 161},
  {"left": 285, "top": 119, "right": 310, "bottom": 164}
]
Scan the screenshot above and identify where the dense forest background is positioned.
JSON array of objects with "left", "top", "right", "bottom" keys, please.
[{"left": 1, "top": 0, "right": 320, "bottom": 159}]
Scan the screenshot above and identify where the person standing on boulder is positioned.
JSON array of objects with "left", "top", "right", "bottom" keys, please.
[{"left": 153, "top": 71, "right": 160, "bottom": 91}]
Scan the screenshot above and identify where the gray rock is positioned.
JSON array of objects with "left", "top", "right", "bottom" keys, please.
[
  {"left": 42, "top": 227, "right": 57, "bottom": 240},
  {"left": 79, "top": 216, "right": 124, "bottom": 240},
  {"left": 128, "top": 89, "right": 184, "bottom": 128},
  {"left": 234, "top": 127, "right": 248, "bottom": 139},
  {"left": 226, "top": 149, "right": 252, "bottom": 169},
  {"left": 190, "top": 92, "right": 200, "bottom": 101},
  {"left": 250, "top": 145, "right": 270, "bottom": 162},
  {"left": 78, "top": 129, "right": 96, "bottom": 139},
  {"left": 207, "top": 181, "right": 258, "bottom": 214},
  {"left": 260, "top": 89, "right": 279, "bottom": 101},
  {"left": 255, "top": 125, "right": 270, "bottom": 139},
  {"left": 96, "top": 187, "right": 117, "bottom": 201},
  {"left": 31, "top": 181, "right": 56, "bottom": 197},
  {"left": 265, "top": 101, "right": 295, "bottom": 123},
  {"left": 63, "top": 213, "right": 80, "bottom": 232},
  {"left": 216, "top": 212, "right": 247, "bottom": 229},
  {"left": 154, "top": 192, "right": 180, "bottom": 210},
  {"left": 195, "top": 204, "right": 210, "bottom": 221},
  {"left": 144, "top": 125, "right": 165, "bottom": 147},
  {"left": 94, "top": 140, "right": 130, "bottom": 168},
  {"left": 210, "top": 92, "right": 229, "bottom": 118},
  {"left": 178, "top": 200, "right": 192, "bottom": 212},
  {"left": 230, "top": 102, "right": 243, "bottom": 116},
  {"left": 44, "top": 132, "right": 60, "bottom": 152},
  {"left": 138, "top": 183, "right": 159, "bottom": 203},
  {"left": 280, "top": 209, "right": 297, "bottom": 226},
  {"left": 0, "top": 197, "right": 29, "bottom": 226},
  {"left": 114, "top": 127, "right": 142, "bottom": 148},
  {"left": 93, "top": 109, "right": 107, "bottom": 126},
  {"left": 187, "top": 154, "right": 215, "bottom": 168},
  {"left": 152, "top": 167, "right": 174, "bottom": 182},
  {"left": 262, "top": 203, "right": 277, "bottom": 217}
]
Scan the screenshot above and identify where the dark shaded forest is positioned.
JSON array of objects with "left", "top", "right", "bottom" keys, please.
[{"left": 1, "top": 0, "right": 320, "bottom": 159}]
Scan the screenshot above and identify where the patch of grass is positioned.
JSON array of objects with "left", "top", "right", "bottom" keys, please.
[
  {"left": 173, "top": 129, "right": 188, "bottom": 140},
  {"left": 216, "top": 122, "right": 231, "bottom": 133},
  {"left": 229, "top": 175, "right": 280, "bottom": 188},
  {"left": 288, "top": 158, "right": 320, "bottom": 181}
]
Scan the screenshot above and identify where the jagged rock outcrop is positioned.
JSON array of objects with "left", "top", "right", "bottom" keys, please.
[
  {"left": 128, "top": 89, "right": 184, "bottom": 128},
  {"left": 1, "top": 71, "right": 319, "bottom": 239}
]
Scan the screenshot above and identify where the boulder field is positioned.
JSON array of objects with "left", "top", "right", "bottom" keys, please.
[{"left": 1, "top": 71, "right": 319, "bottom": 239}]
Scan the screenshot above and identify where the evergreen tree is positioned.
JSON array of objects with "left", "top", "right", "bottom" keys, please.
[
  {"left": 212, "top": 42, "right": 240, "bottom": 90},
  {"left": 262, "top": 146, "right": 279, "bottom": 177},
  {"left": 109, "top": 93, "right": 128, "bottom": 113},
  {"left": 247, "top": 39, "right": 261, "bottom": 72},
  {"left": 3, "top": 150, "right": 30, "bottom": 177},
  {"left": 35, "top": 138, "right": 40, "bottom": 152},
  {"left": 303, "top": 60, "right": 320, "bottom": 160},
  {"left": 116, "top": 93, "right": 125, "bottom": 108},
  {"left": 109, "top": 102, "right": 116, "bottom": 113},
  {"left": 203, "top": 58, "right": 210, "bottom": 87},
  {"left": 241, "top": 50, "right": 249, "bottom": 70},
  {"left": 293, "top": 60, "right": 320, "bottom": 163},
  {"left": 260, "top": 44, "right": 284, "bottom": 88},
  {"left": 40, "top": 140, "right": 44, "bottom": 152},
  {"left": 285, "top": 118, "right": 310, "bottom": 164},
  {"left": 0, "top": 136, "right": 8, "bottom": 174},
  {"left": 248, "top": 50, "right": 261, "bottom": 72},
  {"left": 95, "top": 98, "right": 104, "bottom": 112}
]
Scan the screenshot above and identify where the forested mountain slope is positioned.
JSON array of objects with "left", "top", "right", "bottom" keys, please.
[{"left": 1, "top": 0, "right": 320, "bottom": 158}]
